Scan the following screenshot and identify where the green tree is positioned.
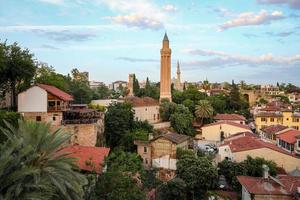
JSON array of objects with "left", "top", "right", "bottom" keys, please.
[
  {"left": 96, "top": 171, "right": 146, "bottom": 200},
  {"left": 121, "top": 129, "right": 148, "bottom": 152},
  {"left": 0, "top": 120, "right": 87, "bottom": 199},
  {"left": 133, "top": 74, "right": 140, "bottom": 96},
  {"left": 207, "top": 94, "right": 227, "bottom": 114},
  {"left": 156, "top": 178, "right": 187, "bottom": 200},
  {"left": 94, "top": 84, "right": 111, "bottom": 99},
  {"left": 229, "top": 81, "right": 241, "bottom": 110},
  {"left": 183, "top": 99, "right": 195, "bottom": 113},
  {"left": 104, "top": 102, "right": 134, "bottom": 148},
  {"left": 159, "top": 100, "right": 177, "bottom": 121},
  {"left": 195, "top": 100, "right": 214, "bottom": 125},
  {"left": 170, "top": 104, "right": 195, "bottom": 136},
  {"left": 176, "top": 154, "right": 218, "bottom": 199},
  {"left": 0, "top": 42, "right": 37, "bottom": 108},
  {"left": 0, "top": 111, "right": 20, "bottom": 143}
]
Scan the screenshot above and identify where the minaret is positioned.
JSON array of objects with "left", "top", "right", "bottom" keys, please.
[
  {"left": 175, "top": 60, "right": 182, "bottom": 91},
  {"left": 160, "top": 33, "right": 172, "bottom": 102}
]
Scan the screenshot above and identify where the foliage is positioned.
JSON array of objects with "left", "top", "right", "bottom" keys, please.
[
  {"left": 0, "top": 120, "right": 87, "bottom": 199},
  {"left": 159, "top": 100, "right": 177, "bottom": 121},
  {"left": 176, "top": 148, "right": 195, "bottom": 160},
  {"left": 172, "top": 85, "right": 206, "bottom": 105},
  {"left": 93, "top": 84, "right": 111, "bottom": 99},
  {"left": 141, "top": 168, "right": 162, "bottom": 190},
  {"left": 96, "top": 171, "right": 146, "bottom": 200},
  {"left": 218, "top": 156, "right": 278, "bottom": 192},
  {"left": 120, "top": 129, "right": 149, "bottom": 152},
  {"left": 88, "top": 103, "right": 106, "bottom": 112},
  {"left": 104, "top": 102, "right": 134, "bottom": 148},
  {"left": 176, "top": 154, "right": 218, "bottom": 199},
  {"left": 0, "top": 111, "right": 21, "bottom": 143},
  {"left": 183, "top": 99, "right": 195, "bottom": 113},
  {"left": 272, "top": 95, "right": 290, "bottom": 104},
  {"left": 133, "top": 74, "right": 140, "bottom": 96},
  {"left": 229, "top": 81, "right": 242, "bottom": 110},
  {"left": 170, "top": 104, "right": 195, "bottom": 136},
  {"left": 156, "top": 178, "right": 187, "bottom": 200},
  {"left": 105, "top": 150, "right": 143, "bottom": 174},
  {"left": 132, "top": 120, "right": 154, "bottom": 133},
  {"left": 257, "top": 98, "right": 268, "bottom": 105},
  {"left": 195, "top": 100, "right": 214, "bottom": 125},
  {"left": 207, "top": 94, "right": 227, "bottom": 114},
  {"left": 0, "top": 42, "right": 37, "bottom": 108},
  {"left": 134, "top": 77, "right": 160, "bottom": 100}
]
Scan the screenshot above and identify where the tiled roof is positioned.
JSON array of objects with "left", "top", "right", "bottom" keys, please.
[
  {"left": 225, "top": 131, "right": 256, "bottom": 140},
  {"left": 220, "top": 135, "right": 298, "bottom": 157},
  {"left": 202, "top": 121, "right": 250, "bottom": 130},
  {"left": 237, "top": 175, "right": 300, "bottom": 196},
  {"left": 214, "top": 113, "right": 246, "bottom": 121},
  {"left": 277, "top": 129, "right": 300, "bottom": 144},
  {"left": 261, "top": 124, "right": 288, "bottom": 134},
  {"left": 154, "top": 132, "right": 190, "bottom": 144},
  {"left": 125, "top": 96, "right": 159, "bottom": 107},
  {"left": 255, "top": 112, "right": 283, "bottom": 117},
  {"left": 37, "top": 84, "right": 73, "bottom": 101},
  {"left": 60, "top": 145, "right": 110, "bottom": 173}
]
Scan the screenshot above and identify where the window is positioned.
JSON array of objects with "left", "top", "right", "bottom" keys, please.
[
  {"left": 48, "top": 101, "right": 55, "bottom": 107},
  {"left": 292, "top": 126, "right": 299, "bottom": 130},
  {"left": 145, "top": 108, "right": 147, "bottom": 111},
  {"left": 145, "top": 158, "right": 148, "bottom": 164},
  {"left": 270, "top": 118, "right": 274, "bottom": 122},
  {"left": 153, "top": 114, "right": 156, "bottom": 120},
  {"left": 157, "top": 114, "right": 160, "bottom": 120},
  {"left": 36, "top": 116, "right": 41, "bottom": 121},
  {"left": 57, "top": 101, "right": 61, "bottom": 106},
  {"left": 286, "top": 118, "right": 289, "bottom": 121},
  {"left": 261, "top": 118, "right": 267, "bottom": 122},
  {"left": 298, "top": 140, "right": 300, "bottom": 148},
  {"left": 293, "top": 118, "right": 299, "bottom": 122},
  {"left": 53, "top": 116, "right": 56, "bottom": 121},
  {"left": 144, "top": 147, "right": 147, "bottom": 153}
]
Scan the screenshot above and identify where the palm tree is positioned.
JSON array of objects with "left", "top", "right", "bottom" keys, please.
[
  {"left": 0, "top": 120, "right": 87, "bottom": 200},
  {"left": 195, "top": 100, "right": 214, "bottom": 125}
]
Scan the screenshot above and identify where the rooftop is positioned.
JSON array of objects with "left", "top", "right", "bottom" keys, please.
[
  {"left": 214, "top": 113, "right": 246, "bottom": 121},
  {"left": 277, "top": 129, "right": 300, "bottom": 144},
  {"left": 237, "top": 175, "right": 300, "bottom": 196},
  {"left": 255, "top": 112, "right": 283, "bottom": 117},
  {"left": 37, "top": 84, "right": 74, "bottom": 101},
  {"left": 125, "top": 96, "right": 159, "bottom": 107},
  {"left": 60, "top": 145, "right": 110, "bottom": 174},
  {"left": 261, "top": 124, "right": 288, "bottom": 134},
  {"left": 155, "top": 132, "right": 190, "bottom": 144},
  {"left": 202, "top": 121, "right": 250, "bottom": 130},
  {"left": 220, "top": 135, "right": 298, "bottom": 158}
]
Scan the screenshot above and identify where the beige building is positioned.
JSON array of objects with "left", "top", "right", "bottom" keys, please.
[
  {"left": 160, "top": 33, "right": 172, "bottom": 102},
  {"left": 134, "top": 132, "right": 190, "bottom": 169},
  {"left": 219, "top": 135, "right": 300, "bottom": 173},
  {"left": 125, "top": 96, "right": 160, "bottom": 124},
  {"left": 201, "top": 121, "right": 251, "bottom": 144},
  {"left": 260, "top": 84, "right": 282, "bottom": 96}
]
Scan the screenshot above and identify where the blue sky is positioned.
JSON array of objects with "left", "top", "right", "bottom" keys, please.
[{"left": 0, "top": 0, "right": 300, "bottom": 85}]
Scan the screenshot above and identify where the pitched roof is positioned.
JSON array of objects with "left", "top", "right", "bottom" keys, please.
[
  {"left": 255, "top": 112, "right": 283, "bottom": 117},
  {"left": 237, "top": 175, "right": 300, "bottom": 196},
  {"left": 154, "top": 132, "right": 190, "bottom": 144},
  {"left": 60, "top": 145, "right": 110, "bottom": 173},
  {"left": 261, "top": 124, "right": 288, "bottom": 134},
  {"left": 214, "top": 113, "right": 246, "bottom": 121},
  {"left": 220, "top": 135, "right": 298, "bottom": 158},
  {"left": 202, "top": 121, "right": 250, "bottom": 130},
  {"left": 125, "top": 96, "right": 159, "bottom": 107},
  {"left": 277, "top": 129, "right": 300, "bottom": 144},
  {"left": 37, "top": 84, "right": 73, "bottom": 101}
]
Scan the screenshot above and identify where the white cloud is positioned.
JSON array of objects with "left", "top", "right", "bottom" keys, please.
[
  {"left": 218, "top": 10, "right": 284, "bottom": 31},
  {"left": 183, "top": 48, "right": 300, "bottom": 68},
  {"left": 106, "top": 14, "right": 163, "bottom": 30},
  {"left": 38, "top": 0, "right": 65, "bottom": 5},
  {"left": 162, "top": 4, "right": 177, "bottom": 12},
  {"left": 257, "top": 0, "right": 300, "bottom": 10},
  {"left": 99, "top": 0, "right": 165, "bottom": 30}
]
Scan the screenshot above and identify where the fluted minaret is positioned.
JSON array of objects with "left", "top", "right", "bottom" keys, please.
[
  {"left": 160, "top": 33, "right": 172, "bottom": 102},
  {"left": 175, "top": 60, "right": 182, "bottom": 91}
]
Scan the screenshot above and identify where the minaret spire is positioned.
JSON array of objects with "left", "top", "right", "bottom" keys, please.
[{"left": 160, "top": 33, "right": 172, "bottom": 102}]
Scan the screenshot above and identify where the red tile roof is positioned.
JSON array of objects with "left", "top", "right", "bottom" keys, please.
[
  {"left": 261, "top": 124, "right": 288, "bottom": 135},
  {"left": 277, "top": 129, "right": 300, "bottom": 144},
  {"left": 214, "top": 113, "right": 246, "bottom": 121},
  {"left": 220, "top": 135, "right": 298, "bottom": 157},
  {"left": 125, "top": 96, "right": 159, "bottom": 107},
  {"left": 237, "top": 175, "right": 300, "bottom": 196},
  {"left": 202, "top": 121, "right": 250, "bottom": 130},
  {"left": 37, "top": 84, "right": 74, "bottom": 101},
  {"left": 60, "top": 145, "right": 110, "bottom": 173}
]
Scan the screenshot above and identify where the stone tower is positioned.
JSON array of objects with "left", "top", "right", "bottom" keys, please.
[
  {"left": 128, "top": 74, "right": 134, "bottom": 96},
  {"left": 175, "top": 60, "right": 183, "bottom": 91},
  {"left": 160, "top": 33, "right": 172, "bottom": 102}
]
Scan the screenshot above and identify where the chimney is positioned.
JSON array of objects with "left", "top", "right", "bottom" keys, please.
[{"left": 262, "top": 164, "right": 269, "bottom": 179}]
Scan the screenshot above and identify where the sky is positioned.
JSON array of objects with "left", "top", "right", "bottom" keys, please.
[{"left": 0, "top": 0, "right": 300, "bottom": 85}]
